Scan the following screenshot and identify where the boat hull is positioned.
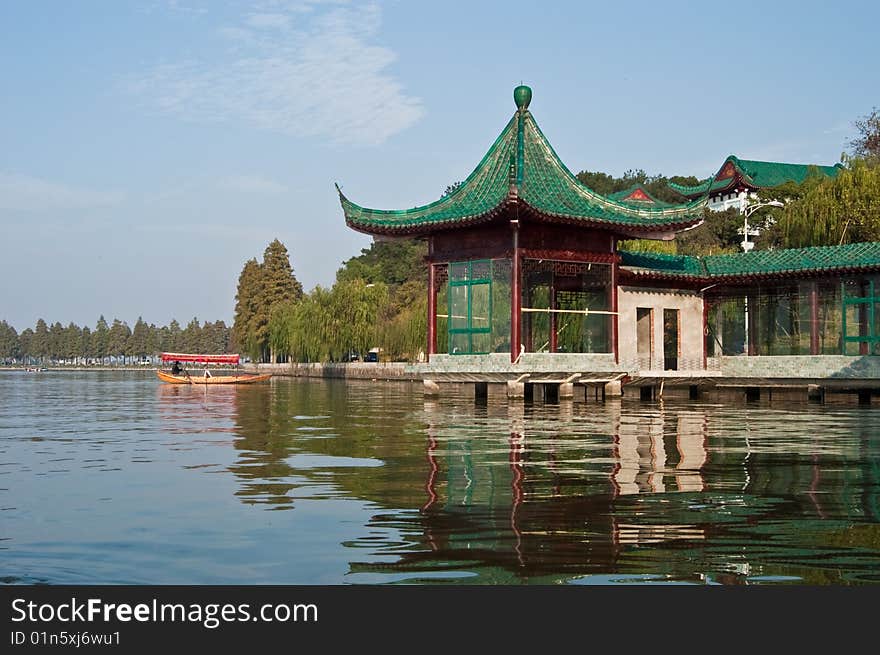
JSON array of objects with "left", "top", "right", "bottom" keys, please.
[{"left": 156, "top": 370, "right": 272, "bottom": 385}]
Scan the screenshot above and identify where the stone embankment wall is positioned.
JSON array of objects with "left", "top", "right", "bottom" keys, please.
[{"left": 243, "top": 362, "right": 420, "bottom": 381}]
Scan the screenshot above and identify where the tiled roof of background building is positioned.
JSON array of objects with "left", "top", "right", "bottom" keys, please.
[{"left": 620, "top": 242, "right": 880, "bottom": 280}]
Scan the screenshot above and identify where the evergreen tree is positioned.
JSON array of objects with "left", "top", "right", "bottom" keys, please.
[
  {"left": 107, "top": 319, "right": 132, "bottom": 364},
  {"left": 0, "top": 320, "right": 19, "bottom": 362},
  {"left": 80, "top": 326, "right": 92, "bottom": 361},
  {"left": 92, "top": 316, "right": 109, "bottom": 364},
  {"left": 146, "top": 323, "right": 160, "bottom": 358},
  {"left": 233, "top": 258, "right": 263, "bottom": 361},
  {"left": 183, "top": 317, "right": 202, "bottom": 353},
  {"left": 260, "top": 239, "right": 303, "bottom": 362},
  {"left": 49, "top": 322, "right": 64, "bottom": 361},
  {"left": 130, "top": 317, "right": 150, "bottom": 359},
  {"left": 165, "top": 319, "right": 183, "bottom": 352},
  {"left": 64, "top": 322, "right": 82, "bottom": 362},
  {"left": 32, "top": 319, "right": 50, "bottom": 363},
  {"left": 19, "top": 328, "right": 34, "bottom": 364}
]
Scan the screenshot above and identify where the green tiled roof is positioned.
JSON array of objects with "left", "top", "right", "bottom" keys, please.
[
  {"left": 608, "top": 184, "right": 675, "bottom": 207},
  {"left": 339, "top": 91, "right": 706, "bottom": 235},
  {"left": 619, "top": 251, "right": 706, "bottom": 277},
  {"left": 620, "top": 242, "right": 880, "bottom": 280},
  {"left": 668, "top": 177, "right": 723, "bottom": 197},
  {"left": 669, "top": 155, "right": 843, "bottom": 199}
]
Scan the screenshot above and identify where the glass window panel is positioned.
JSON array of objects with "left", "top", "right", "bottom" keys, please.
[
  {"left": 491, "top": 260, "right": 511, "bottom": 353},
  {"left": 846, "top": 304, "right": 864, "bottom": 338},
  {"left": 471, "top": 332, "right": 491, "bottom": 354},
  {"left": 470, "top": 283, "right": 491, "bottom": 330},
  {"left": 450, "top": 332, "right": 470, "bottom": 355},
  {"left": 449, "top": 262, "right": 469, "bottom": 281},
  {"left": 471, "top": 260, "right": 491, "bottom": 280},
  {"left": 449, "top": 285, "right": 468, "bottom": 331}
]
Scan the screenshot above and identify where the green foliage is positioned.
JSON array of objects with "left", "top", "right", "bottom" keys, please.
[
  {"left": 575, "top": 168, "right": 700, "bottom": 204},
  {"left": 233, "top": 240, "right": 303, "bottom": 362},
  {"left": 759, "top": 158, "right": 880, "bottom": 248},
  {"left": 0, "top": 320, "right": 20, "bottom": 361},
  {"left": 676, "top": 207, "right": 745, "bottom": 255},
  {"left": 270, "top": 280, "right": 390, "bottom": 362},
  {"left": 336, "top": 239, "right": 427, "bottom": 287},
  {"left": 617, "top": 239, "right": 676, "bottom": 255}
]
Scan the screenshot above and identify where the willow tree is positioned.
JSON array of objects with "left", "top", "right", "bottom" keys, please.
[
  {"left": 270, "top": 281, "right": 389, "bottom": 363},
  {"left": 771, "top": 159, "right": 880, "bottom": 248},
  {"left": 330, "top": 279, "right": 389, "bottom": 360}
]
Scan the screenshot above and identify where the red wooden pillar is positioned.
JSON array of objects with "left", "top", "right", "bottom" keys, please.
[
  {"left": 549, "top": 272, "right": 558, "bottom": 353},
  {"left": 810, "top": 281, "right": 819, "bottom": 356},
  {"left": 702, "top": 297, "right": 709, "bottom": 369},
  {"left": 610, "top": 261, "right": 619, "bottom": 363},
  {"left": 427, "top": 263, "right": 437, "bottom": 357},
  {"left": 747, "top": 293, "right": 757, "bottom": 356},
  {"left": 511, "top": 222, "right": 521, "bottom": 363}
]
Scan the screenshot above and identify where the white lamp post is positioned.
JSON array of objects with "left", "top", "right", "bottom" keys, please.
[{"left": 741, "top": 200, "right": 784, "bottom": 252}]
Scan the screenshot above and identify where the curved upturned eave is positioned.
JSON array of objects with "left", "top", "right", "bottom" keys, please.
[
  {"left": 342, "top": 198, "right": 510, "bottom": 237},
  {"left": 343, "top": 195, "right": 705, "bottom": 238},
  {"left": 338, "top": 108, "right": 707, "bottom": 236}
]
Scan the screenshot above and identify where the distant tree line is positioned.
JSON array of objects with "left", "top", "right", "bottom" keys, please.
[{"left": 0, "top": 316, "right": 231, "bottom": 365}]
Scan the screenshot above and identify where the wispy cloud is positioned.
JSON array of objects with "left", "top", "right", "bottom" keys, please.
[
  {"left": 223, "top": 174, "right": 287, "bottom": 194},
  {"left": 0, "top": 173, "right": 125, "bottom": 211},
  {"left": 125, "top": 2, "right": 423, "bottom": 145}
]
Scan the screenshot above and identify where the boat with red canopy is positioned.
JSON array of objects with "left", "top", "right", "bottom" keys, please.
[{"left": 157, "top": 352, "right": 272, "bottom": 385}]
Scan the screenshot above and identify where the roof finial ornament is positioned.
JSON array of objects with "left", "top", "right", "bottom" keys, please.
[{"left": 514, "top": 84, "right": 532, "bottom": 110}]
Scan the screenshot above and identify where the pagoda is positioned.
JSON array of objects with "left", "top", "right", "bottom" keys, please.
[{"left": 338, "top": 85, "right": 706, "bottom": 365}]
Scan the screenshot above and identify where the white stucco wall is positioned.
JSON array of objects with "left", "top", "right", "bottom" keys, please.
[{"left": 617, "top": 286, "right": 705, "bottom": 371}]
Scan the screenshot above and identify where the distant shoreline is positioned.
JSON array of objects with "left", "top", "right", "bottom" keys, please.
[{"left": 0, "top": 366, "right": 160, "bottom": 372}]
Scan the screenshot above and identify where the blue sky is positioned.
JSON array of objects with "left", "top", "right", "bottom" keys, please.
[{"left": 2, "top": 0, "right": 878, "bottom": 332}]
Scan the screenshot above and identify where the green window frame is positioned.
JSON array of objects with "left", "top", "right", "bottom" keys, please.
[
  {"left": 448, "top": 260, "right": 493, "bottom": 355},
  {"left": 841, "top": 279, "right": 880, "bottom": 353}
]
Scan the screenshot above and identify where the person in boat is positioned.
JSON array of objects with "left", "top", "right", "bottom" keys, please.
[{"left": 171, "top": 360, "right": 182, "bottom": 375}]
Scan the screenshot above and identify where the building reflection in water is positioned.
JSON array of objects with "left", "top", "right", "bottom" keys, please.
[
  {"left": 391, "top": 399, "right": 715, "bottom": 582},
  {"left": 161, "top": 379, "right": 880, "bottom": 584},
  {"left": 613, "top": 408, "right": 708, "bottom": 496}
]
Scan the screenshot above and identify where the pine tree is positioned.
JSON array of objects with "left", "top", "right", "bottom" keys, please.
[
  {"left": 107, "top": 319, "right": 131, "bottom": 364},
  {"left": 92, "top": 316, "right": 109, "bottom": 364},
  {"left": 64, "top": 322, "right": 81, "bottom": 362},
  {"left": 80, "top": 326, "right": 92, "bottom": 362},
  {"left": 259, "top": 239, "right": 303, "bottom": 362},
  {"left": 19, "top": 328, "right": 34, "bottom": 364},
  {"left": 233, "top": 258, "right": 263, "bottom": 361},
  {"left": 49, "top": 322, "right": 64, "bottom": 361},
  {"left": 0, "top": 320, "right": 20, "bottom": 363},
  {"left": 32, "top": 319, "right": 50, "bottom": 364},
  {"left": 130, "top": 317, "right": 150, "bottom": 360}
]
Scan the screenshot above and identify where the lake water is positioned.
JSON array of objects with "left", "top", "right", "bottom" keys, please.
[{"left": 1, "top": 370, "right": 878, "bottom": 585}]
